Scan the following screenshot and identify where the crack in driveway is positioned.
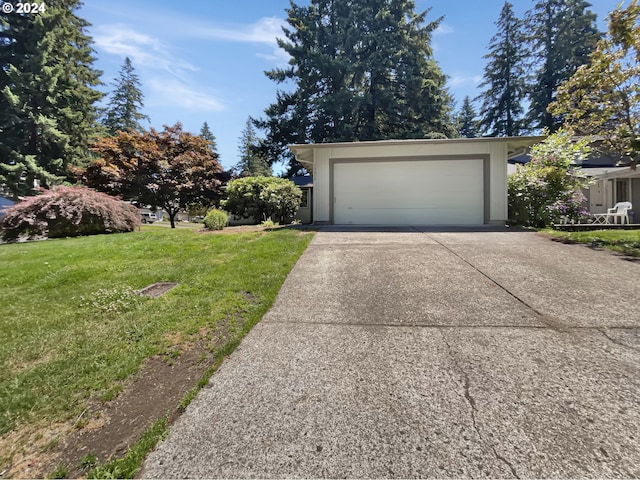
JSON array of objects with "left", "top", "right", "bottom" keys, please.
[
  {"left": 597, "top": 328, "right": 640, "bottom": 353},
  {"left": 439, "top": 328, "right": 520, "bottom": 479}
]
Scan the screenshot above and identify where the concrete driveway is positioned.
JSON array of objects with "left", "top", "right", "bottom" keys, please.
[{"left": 141, "top": 227, "right": 640, "bottom": 478}]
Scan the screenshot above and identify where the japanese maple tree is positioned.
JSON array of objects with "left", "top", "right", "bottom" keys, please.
[{"left": 83, "top": 123, "right": 225, "bottom": 228}]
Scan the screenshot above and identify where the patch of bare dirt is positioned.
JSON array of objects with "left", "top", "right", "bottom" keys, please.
[
  {"left": 199, "top": 225, "right": 268, "bottom": 235},
  {"left": 2, "top": 339, "right": 221, "bottom": 479},
  {"left": 199, "top": 225, "right": 317, "bottom": 236},
  {"left": 1, "top": 282, "right": 265, "bottom": 479}
]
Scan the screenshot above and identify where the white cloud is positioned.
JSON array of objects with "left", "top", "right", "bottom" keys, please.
[
  {"left": 93, "top": 24, "right": 198, "bottom": 79},
  {"left": 191, "top": 17, "right": 285, "bottom": 46},
  {"left": 434, "top": 23, "right": 455, "bottom": 36},
  {"left": 449, "top": 74, "right": 482, "bottom": 87},
  {"left": 189, "top": 17, "right": 290, "bottom": 65},
  {"left": 147, "top": 78, "right": 226, "bottom": 112}
]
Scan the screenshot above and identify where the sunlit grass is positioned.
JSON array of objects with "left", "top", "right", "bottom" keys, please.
[
  {"left": 545, "top": 228, "right": 640, "bottom": 256},
  {"left": 0, "top": 228, "right": 313, "bottom": 437}
]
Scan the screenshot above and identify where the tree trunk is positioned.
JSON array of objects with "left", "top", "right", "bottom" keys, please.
[{"left": 169, "top": 212, "right": 176, "bottom": 228}]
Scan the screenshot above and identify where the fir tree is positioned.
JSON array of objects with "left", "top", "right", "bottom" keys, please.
[
  {"left": 102, "top": 57, "right": 149, "bottom": 135},
  {"left": 525, "top": 0, "right": 601, "bottom": 132},
  {"left": 199, "top": 121, "right": 218, "bottom": 154},
  {"left": 236, "top": 118, "right": 271, "bottom": 177},
  {"left": 0, "top": 0, "right": 103, "bottom": 198},
  {"left": 256, "top": 0, "right": 454, "bottom": 175},
  {"left": 477, "top": 2, "right": 527, "bottom": 137},
  {"left": 457, "top": 96, "right": 480, "bottom": 138}
]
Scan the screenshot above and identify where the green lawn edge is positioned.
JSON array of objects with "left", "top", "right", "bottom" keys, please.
[
  {"left": 0, "top": 227, "right": 314, "bottom": 477},
  {"left": 542, "top": 228, "right": 640, "bottom": 257}
]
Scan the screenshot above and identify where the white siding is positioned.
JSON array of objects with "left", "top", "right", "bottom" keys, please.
[{"left": 305, "top": 139, "right": 513, "bottom": 225}]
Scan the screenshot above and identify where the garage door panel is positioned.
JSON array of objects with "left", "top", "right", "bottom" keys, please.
[{"left": 333, "top": 159, "right": 484, "bottom": 225}]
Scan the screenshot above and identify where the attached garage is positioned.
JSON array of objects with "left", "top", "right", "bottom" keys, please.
[
  {"left": 333, "top": 158, "right": 484, "bottom": 225},
  {"left": 290, "top": 137, "right": 543, "bottom": 226}
]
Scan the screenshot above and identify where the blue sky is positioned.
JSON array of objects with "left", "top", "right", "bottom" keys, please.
[{"left": 79, "top": 0, "right": 622, "bottom": 172}]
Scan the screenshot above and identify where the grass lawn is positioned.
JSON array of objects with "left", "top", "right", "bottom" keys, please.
[
  {"left": 544, "top": 229, "right": 640, "bottom": 256},
  {"left": 0, "top": 226, "right": 313, "bottom": 474}
]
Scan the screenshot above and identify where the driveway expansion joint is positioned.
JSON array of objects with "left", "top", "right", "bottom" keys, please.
[{"left": 439, "top": 329, "right": 520, "bottom": 479}]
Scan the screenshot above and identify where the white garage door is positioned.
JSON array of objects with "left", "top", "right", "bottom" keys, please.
[{"left": 333, "top": 159, "right": 484, "bottom": 225}]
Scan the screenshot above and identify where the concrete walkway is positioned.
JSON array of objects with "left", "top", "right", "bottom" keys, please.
[{"left": 141, "top": 227, "right": 640, "bottom": 478}]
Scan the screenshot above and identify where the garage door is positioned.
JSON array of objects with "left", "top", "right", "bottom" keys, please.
[{"left": 333, "top": 159, "right": 484, "bottom": 225}]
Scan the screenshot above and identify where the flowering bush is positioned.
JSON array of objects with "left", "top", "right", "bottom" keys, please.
[
  {"left": 508, "top": 131, "right": 593, "bottom": 227},
  {"left": 0, "top": 186, "right": 140, "bottom": 241}
]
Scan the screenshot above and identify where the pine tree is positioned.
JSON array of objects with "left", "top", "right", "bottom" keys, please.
[
  {"left": 236, "top": 118, "right": 271, "bottom": 177},
  {"left": 477, "top": 2, "right": 527, "bottom": 137},
  {"left": 0, "top": 0, "right": 103, "bottom": 198},
  {"left": 457, "top": 96, "right": 480, "bottom": 138},
  {"left": 525, "top": 0, "right": 601, "bottom": 132},
  {"left": 256, "top": 0, "right": 454, "bottom": 175},
  {"left": 199, "top": 122, "right": 218, "bottom": 154},
  {"left": 102, "top": 57, "right": 149, "bottom": 135}
]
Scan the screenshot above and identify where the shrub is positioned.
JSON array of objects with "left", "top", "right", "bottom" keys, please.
[
  {"left": 222, "top": 176, "right": 302, "bottom": 223},
  {"left": 508, "top": 131, "right": 593, "bottom": 227},
  {"left": 0, "top": 186, "right": 140, "bottom": 241},
  {"left": 203, "top": 209, "right": 228, "bottom": 230},
  {"left": 260, "top": 219, "right": 278, "bottom": 228}
]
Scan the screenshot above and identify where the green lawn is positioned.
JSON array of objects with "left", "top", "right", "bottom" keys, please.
[
  {"left": 545, "top": 229, "right": 640, "bottom": 256},
  {"left": 0, "top": 227, "right": 313, "bottom": 439}
]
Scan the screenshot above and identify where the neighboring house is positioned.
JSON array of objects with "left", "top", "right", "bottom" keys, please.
[
  {"left": 289, "top": 137, "right": 543, "bottom": 226},
  {"left": 138, "top": 208, "right": 196, "bottom": 223},
  {"left": 290, "top": 175, "right": 313, "bottom": 224},
  {"left": 582, "top": 166, "right": 639, "bottom": 221},
  {"left": 509, "top": 146, "right": 640, "bottom": 221},
  {"left": 0, "top": 196, "right": 15, "bottom": 217}
]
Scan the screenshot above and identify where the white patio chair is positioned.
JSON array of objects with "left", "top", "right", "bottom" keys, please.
[{"left": 592, "top": 202, "right": 632, "bottom": 224}]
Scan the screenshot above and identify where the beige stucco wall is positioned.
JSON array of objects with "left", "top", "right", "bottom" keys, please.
[{"left": 308, "top": 141, "right": 509, "bottom": 225}]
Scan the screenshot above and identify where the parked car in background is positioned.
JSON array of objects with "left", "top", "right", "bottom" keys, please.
[{"left": 140, "top": 212, "right": 157, "bottom": 224}]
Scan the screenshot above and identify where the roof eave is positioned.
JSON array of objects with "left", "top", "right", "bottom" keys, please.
[{"left": 289, "top": 136, "right": 547, "bottom": 166}]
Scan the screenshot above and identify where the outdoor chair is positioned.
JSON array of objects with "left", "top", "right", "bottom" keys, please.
[{"left": 592, "top": 201, "right": 632, "bottom": 224}]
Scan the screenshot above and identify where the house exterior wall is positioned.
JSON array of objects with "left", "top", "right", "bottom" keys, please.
[
  {"left": 310, "top": 141, "right": 509, "bottom": 225},
  {"left": 294, "top": 187, "right": 313, "bottom": 224},
  {"left": 633, "top": 178, "right": 640, "bottom": 223}
]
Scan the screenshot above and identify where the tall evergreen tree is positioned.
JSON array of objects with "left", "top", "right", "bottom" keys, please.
[
  {"left": 457, "top": 96, "right": 480, "bottom": 138},
  {"left": 477, "top": 2, "right": 527, "bottom": 137},
  {"left": 0, "top": 0, "right": 103, "bottom": 198},
  {"left": 102, "top": 57, "right": 149, "bottom": 135},
  {"left": 525, "top": 0, "right": 601, "bottom": 132},
  {"left": 256, "top": 0, "right": 454, "bottom": 175},
  {"left": 236, "top": 118, "right": 271, "bottom": 177},
  {"left": 550, "top": 0, "right": 640, "bottom": 167},
  {"left": 199, "top": 121, "right": 218, "bottom": 154}
]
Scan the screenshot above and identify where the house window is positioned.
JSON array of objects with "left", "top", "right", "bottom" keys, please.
[
  {"left": 300, "top": 189, "right": 309, "bottom": 208},
  {"left": 616, "top": 179, "right": 629, "bottom": 203}
]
